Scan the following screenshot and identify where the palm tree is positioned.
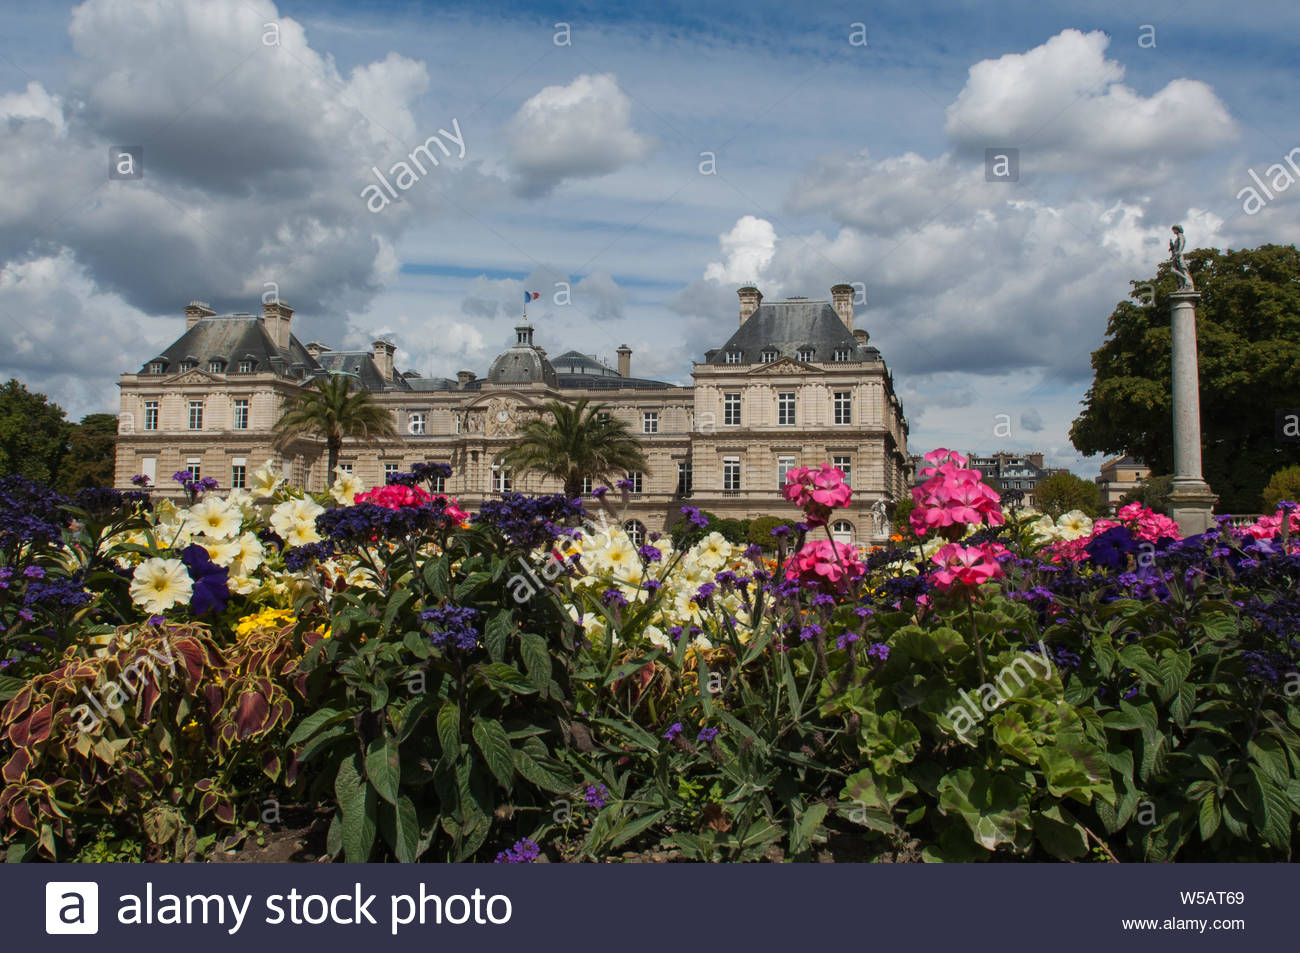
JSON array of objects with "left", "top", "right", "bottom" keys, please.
[
  {"left": 272, "top": 373, "right": 398, "bottom": 486},
  {"left": 496, "top": 398, "right": 648, "bottom": 498}
]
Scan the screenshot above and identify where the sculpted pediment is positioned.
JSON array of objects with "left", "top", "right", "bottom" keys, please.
[
  {"left": 750, "top": 357, "right": 818, "bottom": 375},
  {"left": 165, "top": 370, "right": 220, "bottom": 386}
]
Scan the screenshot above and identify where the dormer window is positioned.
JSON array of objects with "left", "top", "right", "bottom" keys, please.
[
  {"left": 179, "top": 360, "right": 196, "bottom": 373},
  {"left": 833, "top": 348, "right": 851, "bottom": 361},
  {"left": 238, "top": 360, "right": 255, "bottom": 373},
  {"left": 761, "top": 350, "right": 777, "bottom": 363},
  {"left": 796, "top": 348, "right": 815, "bottom": 362},
  {"left": 207, "top": 360, "right": 225, "bottom": 374},
  {"left": 148, "top": 361, "right": 165, "bottom": 375},
  {"left": 724, "top": 351, "right": 743, "bottom": 364}
]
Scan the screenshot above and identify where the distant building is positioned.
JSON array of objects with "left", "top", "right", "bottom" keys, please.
[
  {"left": 115, "top": 285, "right": 911, "bottom": 545},
  {"left": 965, "top": 451, "right": 1067, "bottom": 503},
  {"left": 1095, "top": 454, "right": 1151, "bottom": 513}
]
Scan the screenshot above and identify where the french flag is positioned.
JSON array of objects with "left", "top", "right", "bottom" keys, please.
[{"left": 524, "top": 291, "right": 540, "bottom": 302}]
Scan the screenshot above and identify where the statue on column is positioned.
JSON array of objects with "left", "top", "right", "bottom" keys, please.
[{"left": 1169, "top": 225, "right": 1195, "bottom": 292}]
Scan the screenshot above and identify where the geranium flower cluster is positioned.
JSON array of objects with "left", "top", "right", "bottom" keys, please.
[
  {"left": 910, "top": 449, "right": 1004, "bottom": 538},
  {"left": 929, "top": 542, "right": 1007, "bottom": 591},
  {"left": 784, "top": 538, "right": 865, "bottom": 592},
  {"left": 782, "top": 464, "right": 852, "bottom": 526}
]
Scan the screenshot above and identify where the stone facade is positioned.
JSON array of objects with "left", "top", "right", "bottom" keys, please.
[{"left": 116, "top": 287, "right": 910, "bottom": 545}]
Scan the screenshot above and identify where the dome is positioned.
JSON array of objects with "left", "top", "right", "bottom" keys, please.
[
  {"left": 486, "top": 324, "right": 559, "bottom": 387},
  {"left": 552, "top": 349, "right": 621, "bottom": 378}
]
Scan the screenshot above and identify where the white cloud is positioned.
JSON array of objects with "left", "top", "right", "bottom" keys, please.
[
  {"left": 944, "top": 30, "right": 1237, "bottom": 179},
  {"left": 505, "top": 73, "right": 656, "bottom": 197}
]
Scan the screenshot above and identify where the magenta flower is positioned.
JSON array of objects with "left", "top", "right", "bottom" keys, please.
[
  {"left": 782, "top": 464, "right": 853, "bottom": 526},
  {"left": 785, "top": 538, "right": 866, "bottom": 591},
  {"left": 929, "top": 542, "right": 1006, "bottom": 591},
  {"left": 909, "top": 449, "right": 1004, "bottom": 539}
]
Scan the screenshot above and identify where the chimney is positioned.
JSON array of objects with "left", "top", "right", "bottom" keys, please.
[
  {"left": 456, "top": 370, "right": 476, "bottom": 388},
  {"left": 616, "top": 344, "right": 632, "bottom": 377},
  {"left": 831, "top": 284, "right": 855, "bottom": 330},
  {"left": 261, "top": 299, "right": 294, "bottom": 350},
  {"left": 853, "top": 328, "right": 870, "bottom": 347},
  {"left": 305, "top": 341, "right": 331, "bottom": 361},
  {"left": 184, "top": 300, "right": 215, "bottom": 330},
  {"left": 737, "top": 286, "right": 762, "bottom": 325},
  {"left": 371, "top": 339, "right": 396, "bottom": 382}
]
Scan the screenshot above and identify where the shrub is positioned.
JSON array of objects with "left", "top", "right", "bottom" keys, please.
[
  {"left": 747, "top": 516, "right": 795, "bottom": 548},
  {"left": 1262, "top": 465, "right": 1300, "bottom": 509}
]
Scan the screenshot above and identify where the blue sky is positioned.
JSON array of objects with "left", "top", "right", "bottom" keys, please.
[{"left": 0, "top": 0, "right": 1296, "bottom": 476}]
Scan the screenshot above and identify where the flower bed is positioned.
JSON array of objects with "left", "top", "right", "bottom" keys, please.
[{"left": 1, "top": 455, "right": 1299, "bottom": 862}]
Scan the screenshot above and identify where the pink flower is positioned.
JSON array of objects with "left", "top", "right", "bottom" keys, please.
[
  {"left": 785, "top": 538, "right": 865, "bottom": 591},
  {"left": 1243, "top": 511, "right": 1300, "bottom": 540},
  {"left": 929, "top": 542, "right": 1006, "bottom": 591},
  {"left": 355, "top": 484, "right": 433, "bottom": 509},
  {"left": 438, "top": 496, "right": 472, "bottom": 525},
  {"left": 783, "top": 464, "right": 853, "bottom": 526},
  {"left": 909, "top": 449, "right": 1004, "bottom": 538}
]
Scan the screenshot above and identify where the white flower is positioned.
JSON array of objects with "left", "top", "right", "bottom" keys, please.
[
  {"left": 1028, "top": 515, "right": 1060, "bottom": 541},
  {"left": 270, "top": 497, "right": 324, "bottom": 539},
  {"left": 1056, "top": 510, "right": 1094, "bottom": 541},
  {"left": 230, "top": 532, "right": 265, "bottom": 576},
  {"left": 129, "top": 557, "right": 193, "bottom": 614},
  {"left": 250, "top": 461, "right": 284, "bottom": 496},
  {"left": 692, "top": 532, "right": 733, "bottom": 570},
  {"left": 202, "top": 537, "right": 243, "bottom": 567},
  {"left": 186, "top": 496, "right": 242, "bottom": 539},
  {"left": 644, "top": 624, "right": 670, "bottom": 649},
  {"left": 589, "top": 530, "right": 639, "bottom": 577},
  {"left": 330, "top": 471, "right": 365, "bottom": 505}
]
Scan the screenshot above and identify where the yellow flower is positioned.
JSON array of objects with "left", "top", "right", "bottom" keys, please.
[
  {"left": 129, "top": 557, "right": 193, "bottom": 614},
  {"left": 235, "top": 607, "right": 295, "bottom": 637}
]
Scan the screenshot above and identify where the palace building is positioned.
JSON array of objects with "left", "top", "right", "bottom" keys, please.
[{"left": 114, "top": 284, "right": 910, "bottom": 544}]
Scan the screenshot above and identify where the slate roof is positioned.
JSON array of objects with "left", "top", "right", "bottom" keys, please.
[
  {"left": 487, "top": 345, "right": 560, "bottom": 387},
  {"left": 311, "top": 351, "right": 395, "bottom": 391},
  {"left": 550, "top": 348, "right": 675, "bottom": 389},
  {"left": 142, "top": 316, "right": 319, "bottom": 378},
  {"left": 552, "top": 349, "right": 620, "bottom": 378},
  {"left": 704, "top": 299, "right": 875, "bottom": 364}
]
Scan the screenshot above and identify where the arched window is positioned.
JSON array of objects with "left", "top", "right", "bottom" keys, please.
[
  {"left": 624, "top": 520, "right": 646, "bottom": 546},
  {"left": 831, "top": 520, "right": 854, "bottom": 543}
]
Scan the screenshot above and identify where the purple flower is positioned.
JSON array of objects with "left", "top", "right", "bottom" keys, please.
[
  {"left": 644, "top": 579, "right": 663, "bottom": 593},
  {"left": 181, "top": 544, "right": 230, "bottom": 615},
  {"left": 681, "top": 506, "right": 708, "bottom": 528},
  {"left": 591, "top": 486, "right": 610, "bottom": 499},
  {"left": 420, "top": 605, "right": 481, "bottom": 652},
  {"left": 853, "top": 606, "right": 874, "bottom": 618},
  {"left": 615, "top": 478, "right": 635, "bottom": 491},
  {"left": 867, "top": 642, "right": 890, "bottom": 662},
  {"left": 836, "top": 631, "right": 860, "bottom": 650},
  {"left": 638, "top": 544, "right": 663, "bottom": 563},
  {"left": 769, "top": 525, "right": 791, "bottom": 538},
  {"left": 743, "top": 544, "right": 764, "bottom": 561},
  {"left": 583, "top": 784, "right": 609, "bottom": 809},
  {"left": 662, "top": 722, "right": 683, "bottom": 741},
  {"left": 22, "top": 565, "right": 45, "bottom": 580},
  {"left": 600, "top": 588, "right": 628, "bottom": 608},
  {"left": 494, "top": 838, "right": 540, "bottom": 864},
  {"left": 697, "top": 727, "right": 719, "bottom": 743},
  {"left": 693, "top": 582, "right": 717, "bottom": 603},
  {"left": 172, "top": 470, "right": 193, "bottom": 486},
  {"left": 798, "top": 624, "right": 823, "bottom": 641},
  {"left": 131, "top": 473, "right": 153, "bottom": 488}
]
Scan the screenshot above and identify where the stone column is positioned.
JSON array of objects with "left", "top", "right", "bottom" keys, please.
[{"left": 1167, "top": 289, "right": 1217, "bottom": 534}]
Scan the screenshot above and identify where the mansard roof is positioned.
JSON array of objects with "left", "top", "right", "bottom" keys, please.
[
  {"left": 704, "top": 299, "right": 863, "bottom": 365},
  {"left": 311, "top": 351, "right": 395, "bottom": 391},
  {"left": 142, "top": 315, "right": 318, "bottom": 378}
]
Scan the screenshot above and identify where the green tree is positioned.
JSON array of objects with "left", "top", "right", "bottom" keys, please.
[
  {"left": 1117, "top": 474, "right": 1173, "bottom": 516},
  {"left": 272, "top": 374, "right": 398, "bottom": 485},
  {"left": 1033, "top": 472, "right": 1101, "bottom": 519},
  {"left": 495, "top": 398, "right": 647, "bottom": 498},
  {"left": 1261, "top": 465, "right": 1300, "bottom": 509},
  {"left": 57, "top": 413, "right": 119, "bottom": 492},
  {"left": 1070, "top": 243, "right": 1300, "bottom": 513},
  {"left": 0, "top": 378, "right": 69, "bottom": 484},
  {"left": 748, "top": 516, "right": 796, "bottom": 549}
]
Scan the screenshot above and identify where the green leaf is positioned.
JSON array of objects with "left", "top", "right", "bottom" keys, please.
[
  {"left": 1249, "top": 736, "right": 1292, "bottom": 787},
  {"left": 335, "top": 754, "right": 377, "bottom": 862},
  {"left": 365, "top": 737, "right": 400, "bottom": 805},
  {"left": 511, "top": 746, "right": 571, "bottom": 794},
  {"left": 286, "top": 707, "right": 345, "bottom": 746},
  {"left": 791, "top": 802, "right": 829, "bottom": 856},
  {"left": 381, "top": 589, "right": 413, "bottom": 636},
  {"left": 379, "top": 795, "right": 420, "bottom": 863},
  {"left": 1249, "top": 764, "right": 1293, "bottom": 849},
  {"left": 1158, "top": 651, "right": 1192, "bottom": 703},
  {"left": 1198, "top": 791, "right": 1221, "bottom": 841},
  {"left": 485, "top": 610, "right": 512, "bottom": 663},
  {"left": 519, "top": 632, "right": 551, "bottom": 692},
  {"left": 436, "top": 701, "right": 460, "bottom": 762},
  {"left": 1196, "top": 612, "right": 1237, "bottom": 641},
  {"left": 473, "top": 662, "right": 538, "bottom": 695},
  {"left": 1032, "top": 805, "right": 1088, "bottom": 860},
  {"left": 471, "top": 718, "right": 515, "bottom": 790},
  {"left": 0, "top": 675, "right": 24, "bottom": 703}
]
